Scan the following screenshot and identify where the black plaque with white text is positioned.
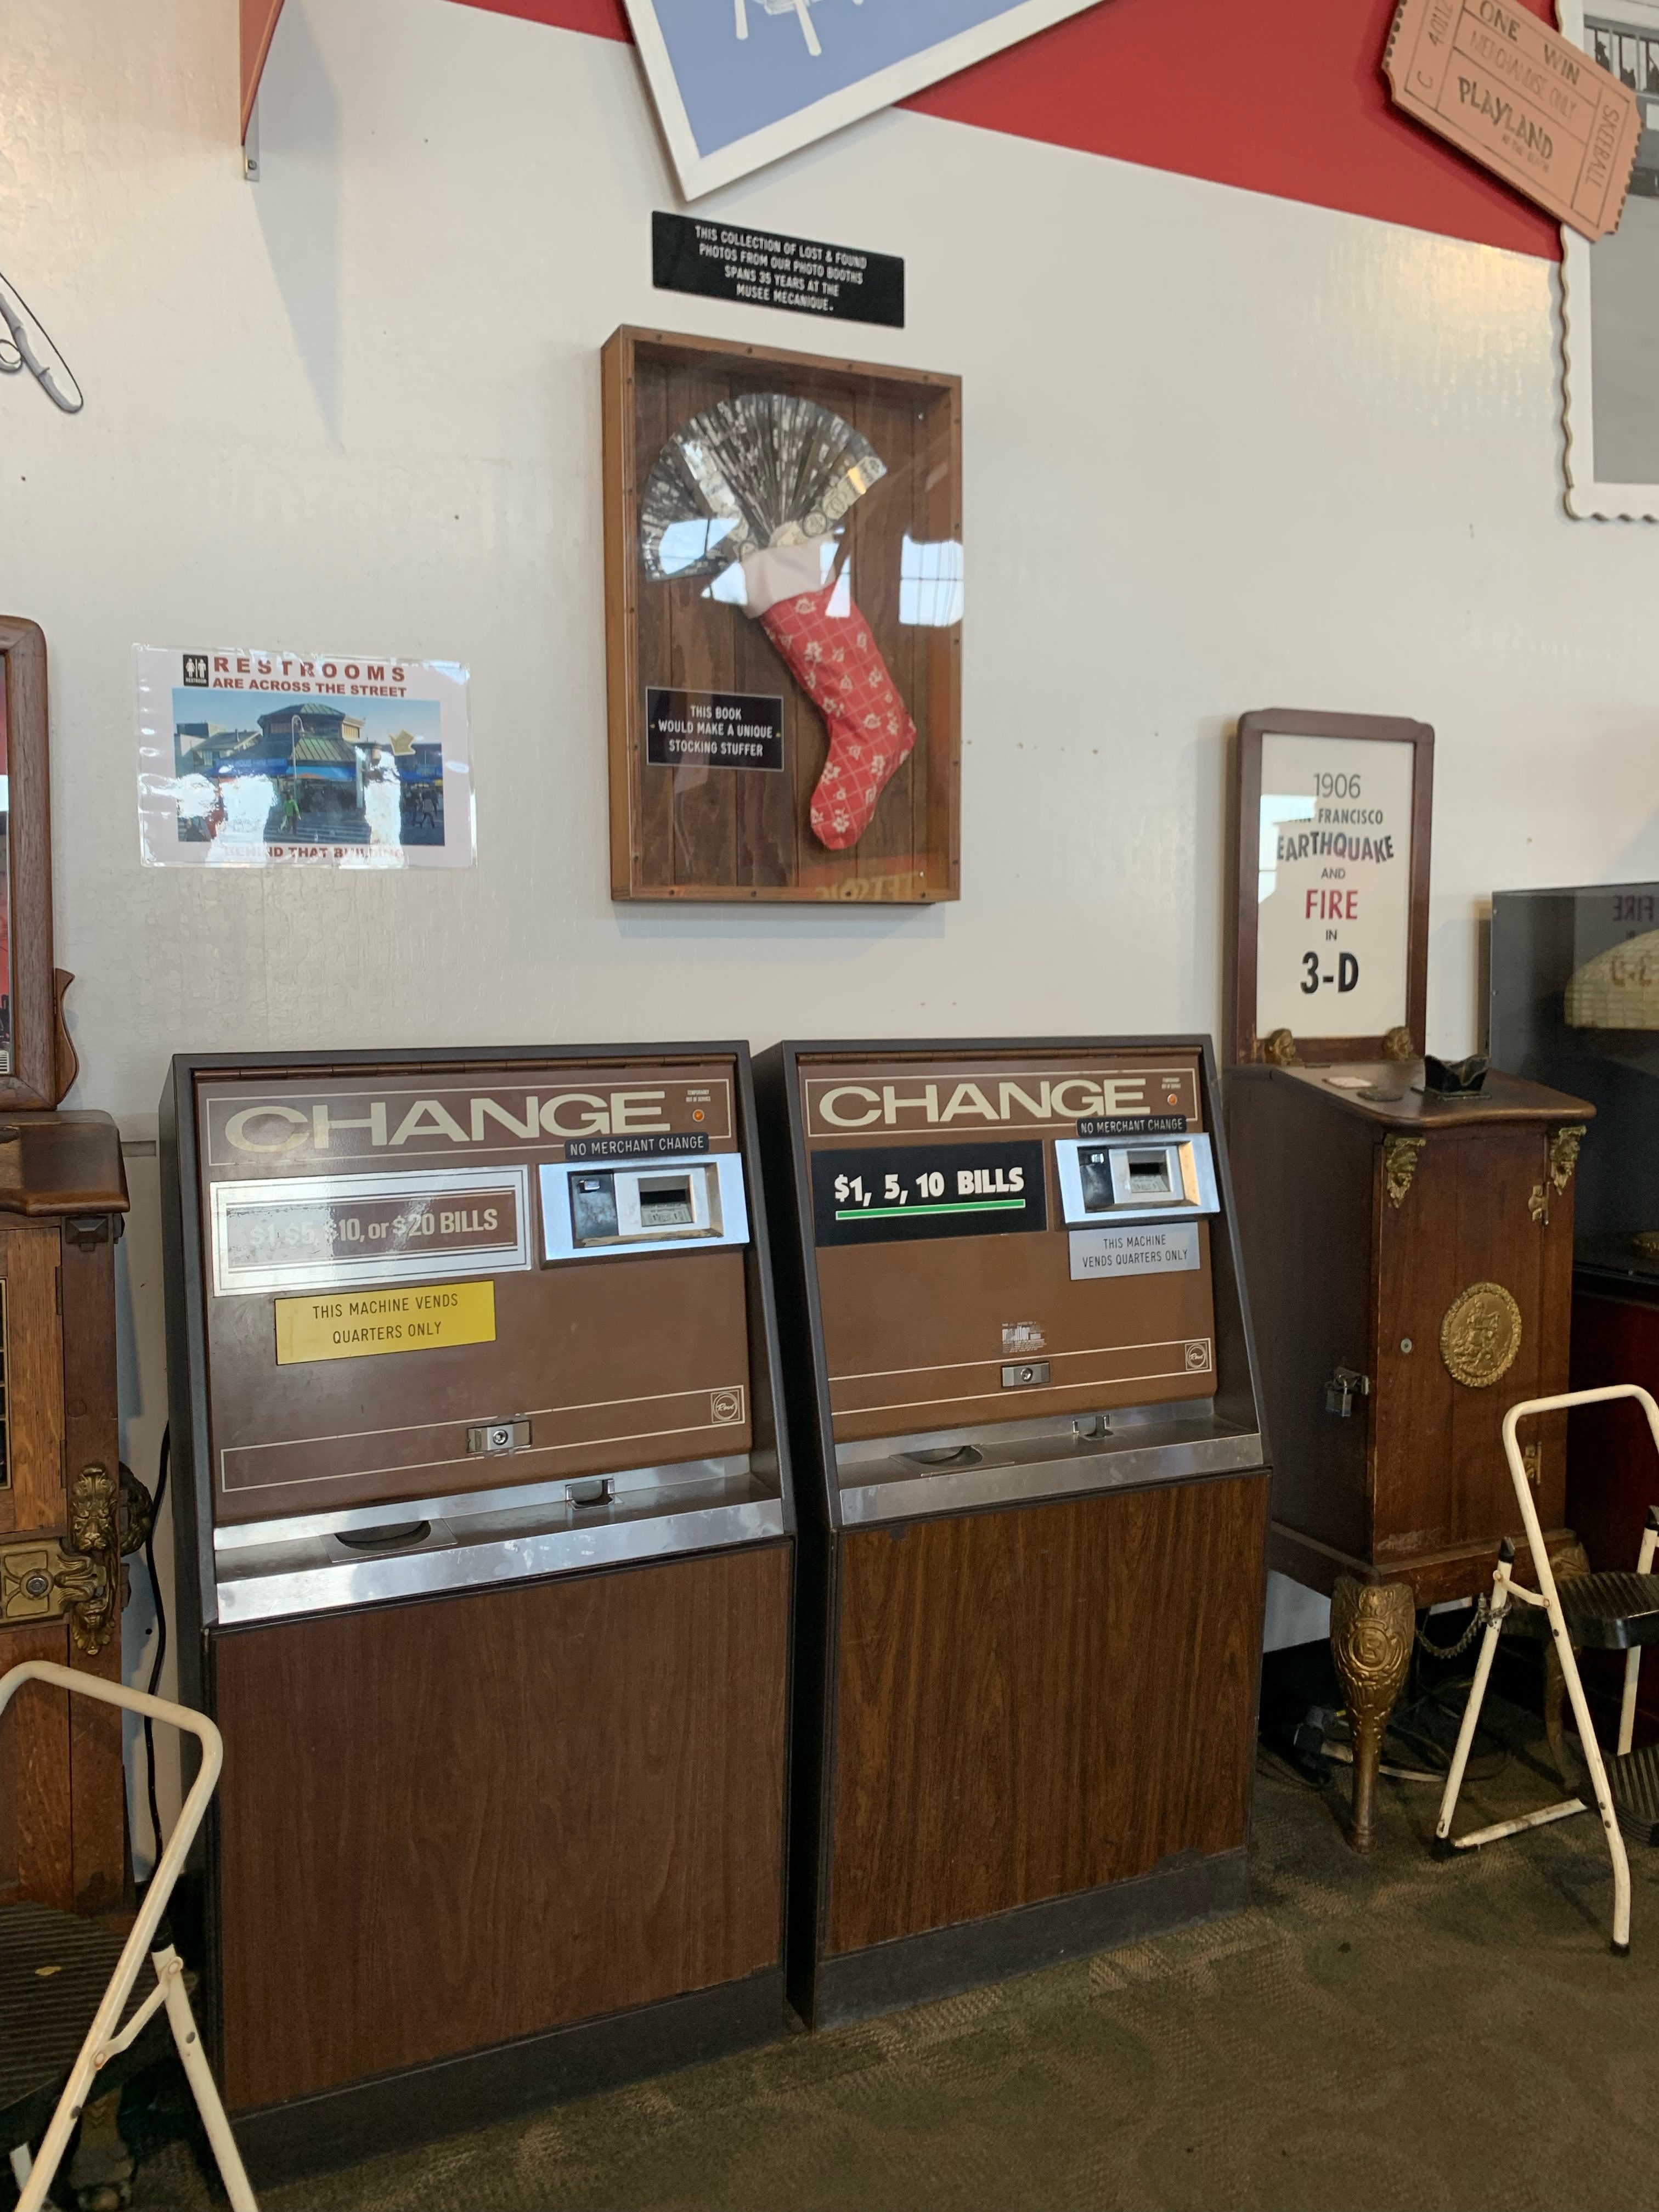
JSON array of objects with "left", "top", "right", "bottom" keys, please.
[
  {"left": 646, "top": 687, "right": 785, "bottom": 773},
  {"left": 652, "top": 212, "right": 904, "bottom": 329}
]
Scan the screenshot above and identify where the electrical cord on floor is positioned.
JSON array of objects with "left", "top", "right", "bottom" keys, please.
[{"left": 143, "top": 1423, "right": 170, "bottom": 1867}]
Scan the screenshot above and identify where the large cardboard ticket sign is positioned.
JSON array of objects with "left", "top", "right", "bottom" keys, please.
[
  {"left": 1385, "top": 0, "right": 1640, "bottom": 239},
  {"left": 194, "top": 1060, "right": 754, "bottom": 1523},
  {"left": 797, "top": 1051, "right": 1223, "bottom": 1442}
]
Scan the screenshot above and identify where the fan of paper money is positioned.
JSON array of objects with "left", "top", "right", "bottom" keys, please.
[{"left": 639, "top": 393, "right": 886, "bottom": 582}]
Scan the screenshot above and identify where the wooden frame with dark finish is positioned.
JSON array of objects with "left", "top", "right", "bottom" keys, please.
[
  {"left": 0, "top": 617, "right": 65, "bottom": 1109},
  {"left": 602, "top": 326, "right": 962, "bottom": 906},
  {"left": 1227, "top": 708, "right": 1435, "bottom": 1068}
]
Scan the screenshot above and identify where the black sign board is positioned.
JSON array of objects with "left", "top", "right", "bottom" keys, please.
[
  {"left": 646, "top": 687, "right": 783, "bottom": 773},
  {"left": 652, "top": 212, "right": 904, "bottom": 329},
  {"left": 1076, "top": 1115, "right": 1189, "bottom": 1139},
  {"left": 565, "top": 1134, "right": 710, "bottom": 1161},
  {"left": 811, "top": 1143, "right": 1047, "bottom": 1248}
]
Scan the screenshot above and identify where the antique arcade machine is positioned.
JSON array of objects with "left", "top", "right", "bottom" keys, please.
[
  {"left": 756, "top": 1036, "right": 1271, "bottom": 2028},
  {"left": 160, "top": 1045, "right": 793, "bottom": 2180}
]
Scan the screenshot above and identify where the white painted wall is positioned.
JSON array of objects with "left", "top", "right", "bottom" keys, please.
[{"left": 5, "top": 0, "right": 1659, "bottom": 1844}]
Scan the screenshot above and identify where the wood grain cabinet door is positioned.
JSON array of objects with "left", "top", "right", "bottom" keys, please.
[
  {"left": 0, "top": 1220, "right": 125, "bottom": 1912},
  {"left": 1370, "top": 1127, "right": 1562, "bottom": 1564}
]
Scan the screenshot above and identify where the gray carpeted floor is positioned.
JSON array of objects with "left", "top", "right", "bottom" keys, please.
[{"left": 112, "top": 1700, "right": 1659, "bottom": 2211}]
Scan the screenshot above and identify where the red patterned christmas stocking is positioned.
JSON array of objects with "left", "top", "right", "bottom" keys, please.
[{"left": 743, "top": 546, "right": 917, "bottom": 851}]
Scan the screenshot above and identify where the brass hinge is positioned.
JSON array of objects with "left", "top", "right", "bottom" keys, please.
[
  {"left": 0, "top": 1463, "right": 119, "bottom": 1654},
  {"left": 1523, "top": 1441, "right": 1543, "bottom": 1488}
]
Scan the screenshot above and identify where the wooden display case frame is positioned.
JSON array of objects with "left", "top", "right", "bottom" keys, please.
[
  {"left": 1226, "top": 707, "right": 1435, "bottom": 1068},
  {"left": 602, "top": 326, "right": 962, "bottom": 906},
  {"left": 0, "top": 616, "right": 67, "bottom": 1109}
]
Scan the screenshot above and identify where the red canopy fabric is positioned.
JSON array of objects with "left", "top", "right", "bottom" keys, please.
[
  {"left": 450, "top": 0, "right": 1560, "bottom": 261},
  {"left": 241, "top": 0, "right": 286, "bottom": 139}
]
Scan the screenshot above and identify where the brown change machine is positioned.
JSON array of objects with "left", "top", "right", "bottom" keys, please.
[
  {"left": 160, "top": 1045, "right": 794, "bottom": 2180},
  {"left": 755, "top": 1036, "right": 1271, "bottom": 2027}
]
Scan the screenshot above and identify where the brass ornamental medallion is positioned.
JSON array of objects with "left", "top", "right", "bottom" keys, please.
[{"left": 1440, "top": 1282, "right": 1522, "bottom": 1389}]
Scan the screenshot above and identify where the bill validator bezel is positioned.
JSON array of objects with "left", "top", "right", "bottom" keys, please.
[
  {"left": 1053, "top": 1133, "right": 1220, "bottom": 1227},
  {"left": 538, "top": 1152, "right": 751, "bottom": 1261}
]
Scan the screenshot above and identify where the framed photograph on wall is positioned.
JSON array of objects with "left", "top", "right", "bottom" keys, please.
[
  {"left": 1227, "top": 708, "right": 1434, "bottom": 1067},
  {"left": 1560, "top": 0, "right": 1659, "bottom": 518},
  {"left": 623, "top": 0, "right": 1111, "bottom": 199},
  {"left": 602, "top": 325, "right": 961, "bottom": 905}
]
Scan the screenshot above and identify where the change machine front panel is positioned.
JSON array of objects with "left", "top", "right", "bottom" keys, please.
[
  {"left": 160, "top": 1046, "right": 793, "bottom": 2178},
  {"left": 757, "top": 1038, "right": 1270, "bottom": 2028}
]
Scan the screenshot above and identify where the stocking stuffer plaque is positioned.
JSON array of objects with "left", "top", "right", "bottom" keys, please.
[{"left": 603, "top": 327, "right": 961, "bottom": 904}]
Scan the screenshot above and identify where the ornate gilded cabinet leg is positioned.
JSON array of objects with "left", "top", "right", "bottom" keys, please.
[{"left": 1330, "top": 1576, "right": 1415, "bottom": 1852}]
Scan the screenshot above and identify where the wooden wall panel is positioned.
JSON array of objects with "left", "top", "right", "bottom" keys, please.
[
  {"left": 0, "top": 1223, "right": 63, "bottom": 1536},
  {"left": 212, "top": 1543, "right": 791, "bottom": 2112},
  {"left": 0, "top": 1623, "right": 72, "bottom": 1908},
  {"left": 825, "top": 1474, "right": 1268, "bottom": 1955}
]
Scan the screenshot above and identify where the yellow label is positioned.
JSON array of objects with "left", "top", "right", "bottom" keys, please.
[{"left": 274, "top": 1279, "right": 496, "bottom": 1365}]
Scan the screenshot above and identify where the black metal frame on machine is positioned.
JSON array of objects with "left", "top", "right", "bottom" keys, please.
[{"left": 752, "top": 1034, "right": 1271, "bottom": 2025}]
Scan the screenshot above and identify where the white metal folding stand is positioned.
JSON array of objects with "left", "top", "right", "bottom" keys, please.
[
  {"left": 1434, "top": 1385, "right": 1659, "bottom": 1956},
  {"left": 1, "top": 1661, "right": 258, "bottom": 2212}
]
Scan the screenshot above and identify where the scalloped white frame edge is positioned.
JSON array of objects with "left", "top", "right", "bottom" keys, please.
[
  {"left": 1559, "top": 0, "right": 1659, "bottom": 518},
  {"left": 623, "top": 0, "right": 1108, "bottom": 202}
]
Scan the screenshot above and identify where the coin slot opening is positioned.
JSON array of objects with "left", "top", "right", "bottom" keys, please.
[{"left": 335, "top": 1520, "right": 432, "bottom": 1551}]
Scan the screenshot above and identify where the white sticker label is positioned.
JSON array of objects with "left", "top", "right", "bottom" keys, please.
[{"left": 1069, "top": 1222, "right": 1201, "bottom": 1281}]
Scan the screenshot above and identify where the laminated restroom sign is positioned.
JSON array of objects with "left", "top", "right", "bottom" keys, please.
[{"left": 1254, "top": 732, "right": 1417, "bottom": 1043}]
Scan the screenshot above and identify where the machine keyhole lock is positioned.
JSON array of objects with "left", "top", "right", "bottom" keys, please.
[{"left": 1324, "top": 1365, "right": 1371, "bottom": 1419}]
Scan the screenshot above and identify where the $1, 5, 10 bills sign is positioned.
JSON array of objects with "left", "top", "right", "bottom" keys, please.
[{"left": 1251, "top": 726, "right": 1425, "bottom": 1050}]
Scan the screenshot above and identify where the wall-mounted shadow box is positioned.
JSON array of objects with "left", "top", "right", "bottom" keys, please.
[{"left": 602, "top": 326, "right": 961, "bottom": 905}]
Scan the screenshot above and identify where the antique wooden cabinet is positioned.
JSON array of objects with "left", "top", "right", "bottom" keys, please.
[
  {"left": 757, "top": 1036, "right": 1271, "bottom": 2027},
  {"left": 1227, "top": 1060, "right": 1592, "bottom": 1841},
  {"left": 0, "top": 617, "right": 134, "bottom": 1917}
]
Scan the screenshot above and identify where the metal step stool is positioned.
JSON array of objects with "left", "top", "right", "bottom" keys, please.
[{"left": 1436, "top": 1385, "right": 1659, "bottom": 1953}]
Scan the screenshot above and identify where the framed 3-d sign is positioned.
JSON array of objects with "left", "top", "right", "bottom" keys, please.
[{"left": 1227, "top": 708, "right": 1434, "bottom": 1066}]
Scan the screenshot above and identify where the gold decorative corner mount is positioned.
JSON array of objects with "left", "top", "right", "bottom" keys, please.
[
  {"left": 1384, "top": 1135, "right": 1425, "bottom": 1209},
  {"left": 1262, "top": 1028, "right": 1300, "bottom": 1067},
  {"left": 1380, "top": 1026, "right": 1415, "bottom": 1063},
  {"left": 1549, "top": 1125, "right": 1586, "bottom": 1194}
]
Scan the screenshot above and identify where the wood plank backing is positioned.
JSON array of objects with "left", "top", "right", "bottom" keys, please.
[
  {"left": 61, "top": 1229, "right": 127, "bottom": 1912},
  {"left": 0, "top": 1622, "right": 73, "bottom": 1908},
  {"left": 824, "top": 1474, "right": 1268, "bottom": 1955},
  {"left": 0, "top": 1223, "right": 63, "bottom": 1536},
  {"left": 212, "top": 1543, "right": 791, "bottom": 2112}
]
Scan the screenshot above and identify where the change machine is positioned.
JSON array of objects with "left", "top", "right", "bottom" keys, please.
[
  {"left": 159, "top": 1045, "right": 793, "bottom": 2177},
  {"left": 755, "top": 1037, "right": 1270, "bottom": 2027}
]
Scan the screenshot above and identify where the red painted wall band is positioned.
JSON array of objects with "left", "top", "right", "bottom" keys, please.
[{"left": 451, "top": 0, "right": 1560, "bottom": 261}]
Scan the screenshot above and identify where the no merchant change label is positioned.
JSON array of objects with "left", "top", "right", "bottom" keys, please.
[
  {"left": 646, "top": 688, "right": 783, "bottom": 772},
  {"left": 811, "top": 1143, "right": 1046, "bottom": 1248}
]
